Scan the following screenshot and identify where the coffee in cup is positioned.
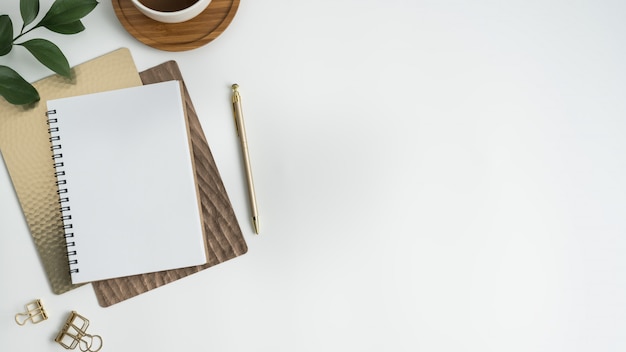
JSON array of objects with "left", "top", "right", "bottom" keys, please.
[{"left": 131, "top": 0, "right": 212, "bottom": 23}]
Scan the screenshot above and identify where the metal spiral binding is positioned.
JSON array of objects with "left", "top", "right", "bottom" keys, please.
[{"left": 46, "top": 110, "right": 79, "bottom": 275}]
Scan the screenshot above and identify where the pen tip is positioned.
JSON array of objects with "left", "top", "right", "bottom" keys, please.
[{"left": 253, "top": 216, "right": 259, "bottom": 234}]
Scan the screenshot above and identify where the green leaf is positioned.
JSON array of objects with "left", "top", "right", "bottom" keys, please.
[
  {"left": 45, "top": 20, "right": 85, "bottom": 34},
  {"left": 37, "top": 0, "right": 98, "bottom": 28},
  {"left": 0, "top": 15, "right": 14, "bottom": 56},
  {"left": 18, "top": 38, "right": 71, "bottom": 78},
  {"left": 0, "top": 65, "right": 40, "bottom": 105},
  {"left": 20, "top": 0, "right": 40, "bottom": 28}
]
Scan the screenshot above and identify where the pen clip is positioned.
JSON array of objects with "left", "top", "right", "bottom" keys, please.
[{"left": 231, "top": 84, "right": 241, "bottom": 137}]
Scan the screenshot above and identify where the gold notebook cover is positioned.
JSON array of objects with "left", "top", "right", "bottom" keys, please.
[{"left": 0, "top": 48, "right": 143, "bottom": 294}]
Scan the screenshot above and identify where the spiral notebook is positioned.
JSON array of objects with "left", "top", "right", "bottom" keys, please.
[
  {"left": 46, "top": 80, "right": 208, "bottom": 284},
  {"left": 93, "top": 61, "right": 247, "bottom": 307}
]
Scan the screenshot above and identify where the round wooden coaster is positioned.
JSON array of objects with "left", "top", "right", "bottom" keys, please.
[{"left": 112, "top": 0, "right": 240, "bottom": 52}]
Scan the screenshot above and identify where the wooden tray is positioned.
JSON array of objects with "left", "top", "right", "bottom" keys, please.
[{"left": 112, "top": 0, "right": 240, "bottom": 51}]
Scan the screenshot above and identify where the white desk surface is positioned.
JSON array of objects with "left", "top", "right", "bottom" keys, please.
[{"left": 2, "top": 1, "right": 626, "bottom": 351}]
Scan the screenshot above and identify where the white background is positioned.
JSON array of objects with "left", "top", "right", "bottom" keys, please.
[{"left": 1, "top": 1, "right": 626, "bottom": 351}]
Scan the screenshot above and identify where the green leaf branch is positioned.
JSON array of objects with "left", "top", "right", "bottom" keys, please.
[{"left": 0, "top": 0, "right": 98, "bottom": 105}]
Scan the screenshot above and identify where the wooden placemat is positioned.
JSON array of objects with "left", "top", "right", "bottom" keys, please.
[
  {"left": 92, "top": 61, "right": 248, "bottom": 307},
  {"left": 112, "top": 0, "right": 239, "bottom": 52}
]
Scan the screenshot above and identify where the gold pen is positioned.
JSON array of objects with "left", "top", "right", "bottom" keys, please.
[{"left": 231, "top": 84, "right": 260, "bottom": 234}]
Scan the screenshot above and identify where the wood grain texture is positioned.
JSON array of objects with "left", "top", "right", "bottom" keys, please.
[
  {"left": 91, "top": 61, "right": 247, "bottom": 307},
  {"left": 112, "top": 0, "right": 239, "bottom": 52}
]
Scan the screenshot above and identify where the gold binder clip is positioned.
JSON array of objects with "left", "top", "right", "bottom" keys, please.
[
  {"left": 15, "top": 299, "right": 48, "bottom": 325},
  {"left": 55, "top": 311, "right": 103, "bottom": 352}
]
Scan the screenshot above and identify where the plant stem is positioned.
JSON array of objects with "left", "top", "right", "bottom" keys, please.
[{"left": 13, "top": 25, "right": 39, "bottom": 43}]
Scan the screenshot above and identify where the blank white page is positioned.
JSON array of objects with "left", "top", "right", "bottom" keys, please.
[{"left": 47, "top": 80, "right": 207, "bottom": 284}]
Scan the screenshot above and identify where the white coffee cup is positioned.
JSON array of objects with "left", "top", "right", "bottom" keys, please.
[{"left": 131, "top": 0, "right": 212, "bottom": 23}]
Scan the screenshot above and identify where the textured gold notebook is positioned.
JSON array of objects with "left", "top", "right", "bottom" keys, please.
[{"left": 0, "top": 48, "right": 143, "bottom": 294}]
